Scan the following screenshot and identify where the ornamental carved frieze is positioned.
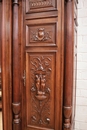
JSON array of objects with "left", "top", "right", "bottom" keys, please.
[
  {"left": 29, "top": 0, "right": 53, "bottom": 9},
  {"left": 30, "top": 56, "right": 52, "bottom": 126}
]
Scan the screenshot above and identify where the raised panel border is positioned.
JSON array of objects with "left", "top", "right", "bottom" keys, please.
[
  {"left": 25, "top": 18, "right": 58, "bottom": 47},
  {"left": 25, "top": 52, "right": 56, "bottom": 129},
  {"left": 25, "top": 0, "right": 57, "bottom": 13}
]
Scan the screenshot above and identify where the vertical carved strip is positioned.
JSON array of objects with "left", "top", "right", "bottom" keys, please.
[
  {"left": 12, "top": 0, "right": 21, "bottom": 130},
  {"left": 63, "top": 0, "right": 73, "bottom": 130}
]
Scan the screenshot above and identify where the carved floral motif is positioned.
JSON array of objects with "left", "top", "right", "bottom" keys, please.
[
  {"left": 31, "top": 28, "right": 51, "bottom": 41},
  {"left": 30, "top": 56, "right": 52, "bottom": 125}
]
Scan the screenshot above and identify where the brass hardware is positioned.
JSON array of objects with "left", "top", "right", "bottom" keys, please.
[{"left": 22, "top": 70, "right": 26, "bottom": 86}]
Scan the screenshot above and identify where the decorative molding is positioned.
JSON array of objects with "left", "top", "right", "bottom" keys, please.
[
  {"left": 31, "top": 28, "right": 51, "bottom": 42},
  {"left": 63, "top": 0, "right": 73, "bottom": 129},
  {"left": 12, "top": 103, "right": 21, "bottom": 124},
  {"left": 63, "top": 106, "right": 72, "bottom": 129},
  {"left": 12, "top": 0, "right": 21, "bottom": 129},
  {"left": 29, "top": 0, "right": 53, "bottom": 9},
  {"left": 30, "top": 56, "right": 52, "bottom": 125}
]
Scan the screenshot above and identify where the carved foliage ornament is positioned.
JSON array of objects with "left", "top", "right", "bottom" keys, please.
[
  {"left": 31, "top": 28, "right": 51, "bottom": 42},
  {"left": 30, "top": 56, "right": 52, "bottom": 126}
]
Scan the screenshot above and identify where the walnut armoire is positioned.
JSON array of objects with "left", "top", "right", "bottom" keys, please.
[{"left": 1, "top": 0, "right": 78, "bottom": 130}]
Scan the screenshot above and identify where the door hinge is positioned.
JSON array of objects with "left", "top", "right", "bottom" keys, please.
[{"left": 22, "top": 70, "right": 26, "bottom": 86}]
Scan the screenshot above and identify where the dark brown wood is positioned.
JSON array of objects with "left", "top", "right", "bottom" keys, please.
[
  {"left": 21, "top": 0, "right": 64, "bottom": 130},
  {"left": 63, "top": 0, "right": 73, "bottom": 130},
  {"left": 0, "top": 1, "right": 2, "bottom": 109},
  {"left": 12, "top": 0, "right": 21, "bottom": 130},
  {"left": 63, "top": 0, "right": 77, "bottom": 130},
  {"left": 1, "top": 0, "right": 77, "bottom": 130},
  {"left": 2, "top": 0, "right": 12, "bottom": 130}
]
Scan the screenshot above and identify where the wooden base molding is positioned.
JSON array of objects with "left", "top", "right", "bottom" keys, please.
[
  {"left": 63, "top": 106, "right": 72, "bottom": 129},
  {"left": 12, "top": 103, "right": 21, "bottom": 124}
]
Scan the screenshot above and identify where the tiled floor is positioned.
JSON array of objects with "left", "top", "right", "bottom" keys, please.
[{"left": 0, "top": 112, "right": 2, "bottom": 130}]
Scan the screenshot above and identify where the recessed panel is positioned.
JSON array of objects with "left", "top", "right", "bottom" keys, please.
[
  {"left": 26, "top": 24, "right": 56, "bottom": 46},
  {"left": 26, "top": 0, "right": 56, "bottom": 13},
  {"left": 26, "top": 53, "right": 55, "bottom": 129}
]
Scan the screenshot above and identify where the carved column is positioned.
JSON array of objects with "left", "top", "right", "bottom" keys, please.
[
  {"left": 12, "top": 0, "right": 21, "bottom": 130},
  {"left": 63, "top": 0, "right": 73, "bottom": 130}
]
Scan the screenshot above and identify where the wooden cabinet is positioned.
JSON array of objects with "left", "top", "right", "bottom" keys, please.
[
  {"left": 21, "top": 1, "right": 63, "bottom": 130},
  {"left": 1, "top": 0, "right": 78, "bottom": 130}
]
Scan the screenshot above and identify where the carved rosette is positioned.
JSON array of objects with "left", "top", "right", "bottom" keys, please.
[{"left": 30, "top": 56, "right": 52, "bottom": 126}]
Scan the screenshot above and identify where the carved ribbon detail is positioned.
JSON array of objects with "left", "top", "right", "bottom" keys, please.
[{"left": 30, "top": 56, "right": 51, "bottom": 125}]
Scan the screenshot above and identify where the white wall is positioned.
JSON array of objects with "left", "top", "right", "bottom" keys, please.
[{"left": 75, "top": 0, "right": 87, "bottom": 130}]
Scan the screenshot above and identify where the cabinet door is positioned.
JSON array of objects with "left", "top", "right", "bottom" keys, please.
[{"left": 21, "top": 0, "right": 64, "bottom": 130}]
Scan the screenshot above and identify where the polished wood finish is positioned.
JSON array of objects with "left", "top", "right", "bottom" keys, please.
[
  {"left": 2, "top": 0, "right": 12, "bottom": 130},
  {"left": 63, "top": 0, "right": 78, "bottom": 130},
  {"left": 63, "top": 1, "right": 73, "bottom": 129},
  {"left": 21, "top": 0, "right": 64, "bottom": 130},
  {"left": 1, "top": 0, "right": 77, "bottom": 130},
  {"left": 12, "top": 0, "right": 21, "bottom": 130},
  {"left": 0, "top": 1, "right": 2, "bottom": 109}
]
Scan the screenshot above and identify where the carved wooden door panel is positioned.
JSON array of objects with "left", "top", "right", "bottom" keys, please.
[{"left": 21, "top": 0, "right": 64, "bottom": 130}]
